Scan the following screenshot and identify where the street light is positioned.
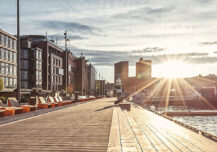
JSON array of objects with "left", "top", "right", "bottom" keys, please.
[
  {"left": 17, "top": 0, "right": 21, "bottom": 103},
  {"left": 64, "top": 30, "right": 69, "bottom": 94}
]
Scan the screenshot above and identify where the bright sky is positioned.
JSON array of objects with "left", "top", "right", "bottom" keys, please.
[{"left": 1, "top": 0, "right": 217, "bottom": 82}]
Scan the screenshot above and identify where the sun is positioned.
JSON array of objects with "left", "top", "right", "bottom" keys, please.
[{"left": 157, "top": 60, "right": 191, "bottom": 78}]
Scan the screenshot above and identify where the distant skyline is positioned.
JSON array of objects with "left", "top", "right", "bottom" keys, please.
[{"left": 1, "top": 0, "right": 217, "bottom": 82}]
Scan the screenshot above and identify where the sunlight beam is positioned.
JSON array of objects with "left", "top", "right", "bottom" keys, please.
[{"left": 180, "top": 79, "right": 216, "bottom": 110}]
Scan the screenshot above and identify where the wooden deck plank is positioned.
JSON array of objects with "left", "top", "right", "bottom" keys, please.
[
  {"left": 1, "top": 98, "right": 217, "bottom": 152},
  {"left": 130, "top": 104, "right": 217, "bottom": 152},
  {"left": 0, "top": 98, "right": 116, "bottom": 152},
  {"left": 118, "top": 108, "right": 142, "bottom": 152},
  {"left": 107, "top": 107, "right": 122, "bottom": 152},
  {"left": 123, "top": 111, "right": 158, "bottom": 151}
]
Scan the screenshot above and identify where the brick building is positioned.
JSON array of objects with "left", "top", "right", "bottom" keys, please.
[
  {"left": 114, "top": 61, "right": 128, "bottom": 84},
  {"left": 0, "top": 30, "right": 17, "bottom": 95},
  {"left": 75, "top": 57, "right": 88, "bottom": 95},
  {"left": 27, "top": 35, "right": 64, "bottom": 94},
  {"left": 63, "top": 51, "right": 76, "bottom": 94},
  {"left": 136, "top": 58, "right": 152, "bottom": 79}
]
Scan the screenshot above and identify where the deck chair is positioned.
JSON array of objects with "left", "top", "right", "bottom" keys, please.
[
  {"left": 50, "top": 96, "right": 63, "bottom": 106},
  {"left": 0, "top": 99, "right": 23, "bottom": 116},
  {"left": 29, "top": 97, "right": 49, "bottom": 109},
  {"left": 7, "top": 97, "right": 36, "bottom": 113},
  {"left": 58, "top": 96, "right": 72, "bottom": 104},
  {"left": 47, "top": 96, "right": 59, "bottom": 107},
  {"left": 0, "top": 109, "right": 5, "bottom": 117},
  {"left": 54, "top": 97, "right": 66, "bottom": 105},
  {"left": 39, "top": 97, "right": 55, "bottom": 108}
]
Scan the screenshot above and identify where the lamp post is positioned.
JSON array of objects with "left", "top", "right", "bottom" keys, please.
[
  {"left": 101, "top": 77, "right": 103, "bottom": 96},
  {"left": 98, "top": 73, "right": 100, "bottom": 96},
  {"left": 64, "top": 30, "right": 69, "bottom": 94},
  {"left": 17, "top": 0, "right": 21, "bottom": 103}
]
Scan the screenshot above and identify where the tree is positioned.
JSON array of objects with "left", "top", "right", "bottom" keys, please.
[{"left": 0, "top": 78, "right": 3, "bottom": 91}]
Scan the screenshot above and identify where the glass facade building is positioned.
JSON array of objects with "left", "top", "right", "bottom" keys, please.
[{"left": 20, "top": 38, "right": 42, "bottom": 91}]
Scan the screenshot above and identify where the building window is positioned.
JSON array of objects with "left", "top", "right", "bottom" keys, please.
[
  {"left": 0, "top": 63, "right": 2, "bottom": 74},
  {"left": 21, "top": 71, "right": 28, "bottom": 79},
  {"left": 0, "top": 34, "right": 4, "bottom": 45},
  {"left": 53, "top": 58, "right": 55, "bottom": 65},
  {"left": 56, "top": 76, "right": 58, "bottom": 83},
  {"left": 21, "top": 49, "right": 28, "bottom": 58},
  {"left": 0, "top": 48, "right": 3, "bottom": 59},
  {"left": 8, "top": 51, "right": 11, "bottom": 62},
  {"left": 13, "top": 66, "right": 16, "bottom": 76},
  {"left": 13, "top": 53, "right": 16, "bottom": 63},
  {"left": 21, "top": 60, "right": 28, "bottom": 69},
  {"left": 12, "top": 52, "right": 14, "bottom": 63},
  {"left": 8, "top": 77, "right": 11, "bottom": 88},
  {"left": 21, "top": 81, "right": 28, "bottom": 88},
  {"left": 1, "top": 63, "right": 5, "bottom": 74},
  {"left": 5, "top": 63, "right": 8, "bottom": 75},
  {"left": 12, "top": 78, "right": 14, "bottom": 87},
  {"left": 8, "top": 38, "right": 11, "bottom": 48},
  {"left": 36, "top": 50, "right": 42, "bottom": 59},
  {"left": 12, "top": 39, "right": 14, "bottom": 49},
  {"left": 4, "top": 49, "right": 7, "bottom": 60},
  {"left": 13, "top": 40, "right": 16, "bottom": 51},
  {"left": 8, "top": 64, "right": 11, "bottom": 75},
  {"left": 38, "top": 71, "right": 41, "bottom": 80},
  {"left": 4, "top": 77, "right": 8, "bottom": 88},
  {"left": 5, "top": 36, "right": 8, "bottom": 47},
  {"left": 12, "top": 65, "right": 14, "bottom": 76},
  {"left": 3, "top": 35, "right": 6, "bottom": 46}
]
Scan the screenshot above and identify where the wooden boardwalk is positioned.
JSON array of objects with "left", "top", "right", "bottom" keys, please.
[
  {"left": 108, "top": 103, "right": 217, "bottom": 152},
  {"left": 0, "top": 98, "right": 217, "bottom": 152},
  {"left": 0, "top": 98, "right": 116, "bottom": 152}
]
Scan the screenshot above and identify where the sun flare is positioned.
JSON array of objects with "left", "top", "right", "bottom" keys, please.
[{"left": 157, "top": 60, "right": 191, "bottom": 78}]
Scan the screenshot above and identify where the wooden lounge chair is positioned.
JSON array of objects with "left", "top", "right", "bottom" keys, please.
[
  {"left": 39, "top": 97, "right": 55, "bottom": 108},
  {"left": 54, "top": 97, "right": 65, "bottom": 105},
  {"left": 47, "top": 96, "right": 59, "bottom": 107},
  {"left": 7, "top": 97, "right": 36, "bottom": 113},
  {"left": 58, "top": 96, "right": 72, "bottom": 104},
  {"left": 0, "top": 100, "right": 23, "bottom": 116},
  {"left": 0, "top": 109, "right": 6, "bottom": 117},
  {"left": 29, "top": 97, "right": 49, "bottom": 109}
]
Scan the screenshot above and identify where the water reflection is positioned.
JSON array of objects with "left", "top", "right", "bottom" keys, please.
[{"left": 173, "top": 116, "right": 217, "bottom": 136}]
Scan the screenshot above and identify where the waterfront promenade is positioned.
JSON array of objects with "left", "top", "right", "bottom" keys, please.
[{"left": 0, "top": 98, "right": 217, "bottom": 151}]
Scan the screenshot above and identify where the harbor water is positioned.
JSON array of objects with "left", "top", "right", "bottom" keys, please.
[
  {"left": 148, "top": 105, "right": 217, "bottom": 136},
  {"left": 173, "top": 116, "right": 217, "bottom": 136}
]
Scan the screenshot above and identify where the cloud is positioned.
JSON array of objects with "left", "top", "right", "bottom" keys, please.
[
  {"left": 132, "top": 47, "right": 165, "bottom": 53},
  {"left": 41, "top": 21, "right": 100, "bottom": 35},
  {"left": 198, "top": 41, "right": 217, "bottom": 45},
  {"left": 47, "top": 34, "right": 86, "bottom": 41},
  {"left": 113, "top": 6, "right": 173, "bottom": 21},
  {"left": 70, "top": 48, "right": 213, "bottom": 66}
]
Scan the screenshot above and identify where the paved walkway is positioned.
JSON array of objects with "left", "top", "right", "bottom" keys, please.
[{"left": 0, "top": 98, "right": 116, "bottom": 152}]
